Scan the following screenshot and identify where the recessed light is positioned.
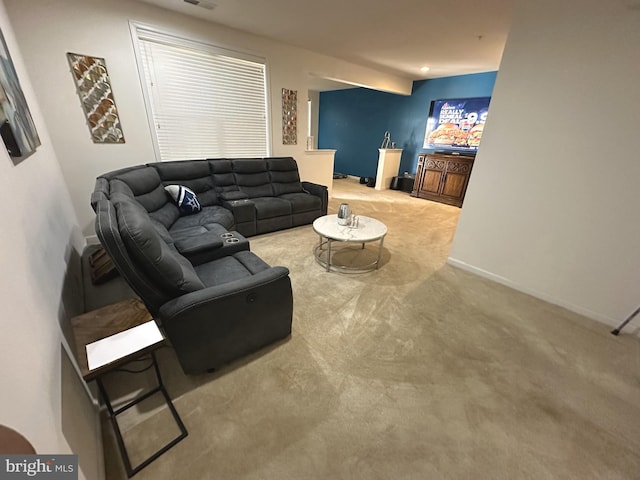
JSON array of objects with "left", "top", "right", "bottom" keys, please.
[{"left": 420, "top": 66, "right": 430, "bottom": 72}]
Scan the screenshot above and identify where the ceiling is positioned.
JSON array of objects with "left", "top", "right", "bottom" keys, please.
[{"left": 137, "top": 0, "right": 515, "bottom": 90}]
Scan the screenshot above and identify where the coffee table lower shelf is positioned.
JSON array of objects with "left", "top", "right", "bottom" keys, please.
[{"left": 313, "top": 235, "right": 385, "bottom": 273}]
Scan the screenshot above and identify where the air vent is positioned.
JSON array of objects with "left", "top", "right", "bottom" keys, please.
[{"left": 183, "top": 0, "right": 216, "bottom": 10}]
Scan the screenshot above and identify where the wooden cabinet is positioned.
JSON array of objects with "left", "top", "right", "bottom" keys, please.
[{"left": 411, "top": 153, "right": 474, "bottom": 207}]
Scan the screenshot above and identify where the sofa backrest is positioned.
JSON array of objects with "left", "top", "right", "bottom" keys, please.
[
  {"left": 109, "top": 166, "right": 180, "bottom": 229},
  {"left": 94, "top": 197, "right": 171, "bottom": 315},
  {"left": 113, "top": 194, "right": 205, "bottom": 299},
  {"left": 232, "top": 159, "right": 275, "bottom": 198},
  {"left": 95, "top": 156, "right": 321, "bottom": 218},
  {"left": 151, "top": 160, "right": 219, "bottom": 207},
  {"left": 208, "top": 159, "right": 239, "bottom": 196},
  {"left": 267, "top": 157, "right": 305, "bottom": 196}
]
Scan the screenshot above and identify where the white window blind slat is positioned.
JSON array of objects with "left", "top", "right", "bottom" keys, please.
[{"left": 135, "top": 27, "right": 268, "bottom": 161}]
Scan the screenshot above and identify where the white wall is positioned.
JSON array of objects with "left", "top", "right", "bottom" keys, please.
[
  {"left": 4, "top": 0, "right": 412, "bottom": 237},
  {"left": 0, "top": 1, "right": 101, "bottom": 478},
  {"left": 450, "top": 0, "right": 640, "bottom": 326}
]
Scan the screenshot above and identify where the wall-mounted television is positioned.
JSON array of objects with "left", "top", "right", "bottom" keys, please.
[{"left": 423, "top": 97, "right": 491, "bottom": 154}]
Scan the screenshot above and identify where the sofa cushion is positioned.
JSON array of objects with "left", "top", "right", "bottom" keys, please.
[
  {"left": 169, "top": 205, "right": 234, "bottom": 233},
  {"left": 231, "top": 158, "right": 267, "bottom": 173},
  {"left": 111, "top": 167, "right": 169, "bottom": 213},
  {"left": 115, "top": 198, "right": 205, "bottom": 296},
  {"left": 209, "top": 159, "right": 240, "bottom": 196},
  {"left": 279, "top": 192, "right": 322, "bottom": 213},
  {"left": 233, "top": 159, "right": 275, "bottom": 198},
  {"left": 108, "top": 178, "right": 179, "bottom": 229},
  {"left": 169, "top": 225, "right": 220, "bottom": 241},
  {"left": 267, "top": 157, "right": 305, "bottom": 196},
  {"left": 194, "top": 250, "right": 270, "bottom": 287},
  {"left": 149, "top": 202, "right": 181, "bottom": 229},
  {"left": 152, "top": 160, "right": 219, "bottom": 207},
  {"left": 237, "top": 177, "right": 273, "bottom": 198},
  {"left": 149, "top": 217, "right": 174, "bottom": 244},
  {"left": 219, "top": 191, "right": 249, "bottom": 201},
  {"left": 251, "top": 197, "right": 292, "bottom": 219},
  {"left": 164, "top": 185, "right": 202, "bottom": 216}
]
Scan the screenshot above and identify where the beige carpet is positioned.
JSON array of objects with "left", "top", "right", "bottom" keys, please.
[{"left": 101, "top": 177, "right": 640, "bottom": 480}]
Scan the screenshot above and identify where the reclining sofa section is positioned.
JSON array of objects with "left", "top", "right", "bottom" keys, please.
[{"left": 91, "top": 157, "right": 327, "bottom": 374}]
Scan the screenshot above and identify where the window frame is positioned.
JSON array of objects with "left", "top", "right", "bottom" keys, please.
[{"left": 129, "top": 22, "right": 272, "bottom": 162}]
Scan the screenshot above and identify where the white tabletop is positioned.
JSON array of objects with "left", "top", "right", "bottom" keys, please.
[{"left": 313, "top": 214, "right": 387, "bottom": 242}]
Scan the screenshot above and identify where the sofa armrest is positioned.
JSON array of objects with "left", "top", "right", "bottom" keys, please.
[
  {"left": 221, "top": 198, "right": 255, "bottom": 224},
  {"left": 302, "top": 181, "right": 329, "bottom": 215},
  {"left": 157, "top": 267, "right": 292, "bottom": 373}
]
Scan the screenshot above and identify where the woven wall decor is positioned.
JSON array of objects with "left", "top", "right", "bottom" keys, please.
[
  {"left": 282, "top": 88, "right": 297, "bottom": 145},
  {"left": 67, "top": 53, "right": 124, "bottom": 143}
]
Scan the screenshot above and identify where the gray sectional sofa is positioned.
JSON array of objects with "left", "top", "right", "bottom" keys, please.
[{"left": 91, "top": 157, "right": 327, "bottom": 374}]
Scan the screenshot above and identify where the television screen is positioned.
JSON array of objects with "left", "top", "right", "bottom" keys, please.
[{"left": 423, "top": 97, "right": 491, "bottom": 153}]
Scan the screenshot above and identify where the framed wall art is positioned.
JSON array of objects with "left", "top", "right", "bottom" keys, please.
[
  {"left": 0, "top": 27, "right": 40, "bottom": 163},
  {"left": 67, "top": 52, "right": 124, "bottom": 144},
  {"left": 282, "top": 88, "right": 297, "bottom": 145}
]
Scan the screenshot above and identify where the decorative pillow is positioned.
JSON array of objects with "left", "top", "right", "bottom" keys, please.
[{"left": 164, "top": 185, "right": 202, "bottom": 216}]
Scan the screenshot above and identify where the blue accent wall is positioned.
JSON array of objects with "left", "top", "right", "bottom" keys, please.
[{"left": 318, "top": 72, "right": 498, "bottom": 178}]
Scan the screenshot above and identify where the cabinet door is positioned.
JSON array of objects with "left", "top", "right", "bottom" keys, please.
[
  {"left": 411, "top": 154, "right": 473, "bottom": 206},
  {"left": 441, "top": 172, "right": 467, "bottom": 198},
  {"left": 439, "top": 160, "right": 473, "bottom": 206},
  {"left": 420, "top": 170, "right": 443, "bottom": 194}
]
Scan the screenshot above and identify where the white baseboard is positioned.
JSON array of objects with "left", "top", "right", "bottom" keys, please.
[{"left": 447, "top": 257, "right": 621, "bottom": 329}]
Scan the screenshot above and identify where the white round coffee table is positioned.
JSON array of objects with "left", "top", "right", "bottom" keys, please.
[{"left": 312, "top": 214, "right": 387, "bottom": 272}]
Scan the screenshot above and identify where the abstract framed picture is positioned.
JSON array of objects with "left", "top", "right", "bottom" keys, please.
[
  {"left": 67, "top": 52, "right": 125, "bottom": 144},
  {"left": 0, "top": 27, "right": 40, "bottom": 163}
]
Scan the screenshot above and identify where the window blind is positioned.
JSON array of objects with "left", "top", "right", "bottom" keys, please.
[{"left": 134, "top": 27, "right": 269, "bottom": 161}]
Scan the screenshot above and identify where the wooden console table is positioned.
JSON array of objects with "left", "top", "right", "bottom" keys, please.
[{"left": 70, "top": 298, "right": 187, "bottom": 477}]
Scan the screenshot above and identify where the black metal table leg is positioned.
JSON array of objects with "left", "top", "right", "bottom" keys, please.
[{"left": 96, "top": 351, "right": 188, "bottom": 477}]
